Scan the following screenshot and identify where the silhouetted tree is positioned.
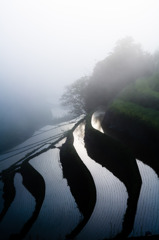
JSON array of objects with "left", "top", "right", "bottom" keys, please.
[{"left": 60, "top": 76, "right": 89, "bottom": 116}]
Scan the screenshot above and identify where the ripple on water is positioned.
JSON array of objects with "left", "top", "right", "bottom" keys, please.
[
  {"left": 129, "top": 160, "right": 159, "bottom": 237},
  {"left": 73, "top": 124, "right": 128, "bottom": 240},
  {"left": 0, "top": 173, "right": 35, "bottom": 240},
  {"left": 27, "top": 149, "right": 81, "bottom": 240}
]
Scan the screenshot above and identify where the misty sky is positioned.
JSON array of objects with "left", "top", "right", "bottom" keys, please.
[{"left": 1, "top": 0, "right": 159, "bottom": 107}]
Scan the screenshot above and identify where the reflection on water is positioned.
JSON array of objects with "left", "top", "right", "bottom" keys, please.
[
  {"left": 59, "top": 131, "right": 96, "bottom": 239},
  {"left": 91, "top": 111, "right": 104, "bottom": 133},
  {"left": 73, "top": 123, "right": 128, "bottom": 239},
  {"left": 85, "top": 112, "right": 142, "bottom": 237},
  {"left": 27, "top": 149, "right": 81, "bottom": 240},
  {"left": 0, "top": 115, "right": 159, "bottom": 239},
  {"left": 130, "top": 160, "right": 159, "bottom": 237},
  {"left": 0, "top": 173, "right": 35, "bottom": 239}
]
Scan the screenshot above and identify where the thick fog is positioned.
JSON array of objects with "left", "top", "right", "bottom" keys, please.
[{"left": 0, "top": 0, "right": 159, "bottom": 152}]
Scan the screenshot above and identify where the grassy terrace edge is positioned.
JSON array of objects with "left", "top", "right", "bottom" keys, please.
[{"left": 110, "top": 99, "right": 159, "bottom": 131}]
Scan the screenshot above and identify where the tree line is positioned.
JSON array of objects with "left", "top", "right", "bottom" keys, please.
[{"left": 60, "top": 37, "right": 159, "bottom": 116}]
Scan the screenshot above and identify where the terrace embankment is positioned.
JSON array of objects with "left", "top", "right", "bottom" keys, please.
[
  {"left": 102, "top": 104, "right": 159, "bottom": 177},
  {"left": 10, "top": 161, "right": 45, "bottom": 240},
  {"left": 102, "top": 76, "right": 159, "bottom": 177},
  {"left": 84, "top": 113, "right": 142, "bottom": 238},
  {"left": 60, "top": 131, "right": 96, "bottom": 239}
]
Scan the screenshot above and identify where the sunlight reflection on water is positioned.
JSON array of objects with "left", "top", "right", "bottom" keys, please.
[
  {"left": 28, "top": 149, "right": 81, "bottom": 240},
  {"left": 129, "top": 160, "right": 159, "bottom": 237},
  {"left": 73, "top": 121, "right": 127, "bottom": 239},
  {"left": 0, "top": 114, "right": 159, "bottom": 239}
]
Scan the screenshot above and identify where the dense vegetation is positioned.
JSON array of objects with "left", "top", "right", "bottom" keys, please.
[
  {"left": 104, "top": 74, "right": 159, "bottom": 135},
  {"left": 60, "top": 37, "right": 158, "bottom": 116},
  {"left": 102, "top": 74, "right": 159, "bottom": 177}
]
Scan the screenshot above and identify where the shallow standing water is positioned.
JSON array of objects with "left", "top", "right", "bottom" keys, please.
[{"left": 0, "top": 114, "right": 159, "bottom": 239}]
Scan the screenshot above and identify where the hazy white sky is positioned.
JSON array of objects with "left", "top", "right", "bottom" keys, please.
[{"left": 0, "top": 0, "right": 159, "bottom": 104}]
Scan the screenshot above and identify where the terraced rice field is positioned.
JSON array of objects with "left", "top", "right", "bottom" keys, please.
[{"left": 0, "top": 113, "right": 159, "bottom": 239}]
